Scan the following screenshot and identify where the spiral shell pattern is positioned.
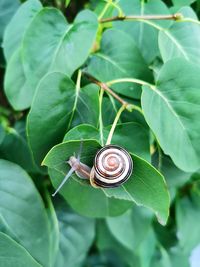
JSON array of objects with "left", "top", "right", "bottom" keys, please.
[{"left": 93, "top": 145, "right": 133, "bottom": 188}]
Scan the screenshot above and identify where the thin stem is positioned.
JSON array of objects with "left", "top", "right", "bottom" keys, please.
[
  {"left": 130, "top": 104, "right": 144, "bottom": 116},
  {"left": 99, "top": 88, "right": 104, "bottom": 146},
  {"left": 106, "top": 104, "right": 126, "bottom": 145},
  {"left": 108, "top": 94, "right": 121, "bottom": 123},
  {"left": 157, "top": 143, "right": 163, "bottom": 172},
  {"left": 178, "top": 17, "right": 200, "bottom": 26},
  {"left": 107, "top": 77, "right": 155, "bottom": 89},
  {"left": 67, "top": 69, "right": 82, "bottom": 130},
  {"left": 108, "top": 1, "right": 124, "bottom": 17},
  {"left": 100, "top": 13, "right": 182, "bottom": 23},
  {"left": 98, "top": 1, "right": 110, "bottom": 20},
  {"left": 83, "top": 72, "right": 145, "bottom": 116},
  {"left": 98, "top": 0, "right": 124, "bottom": 20},
  {"left": 83, "top": 72, "right": 128, "bottom": 107},
  {"left": 136, "top": 19, "right": 163, "bottom": 31}
]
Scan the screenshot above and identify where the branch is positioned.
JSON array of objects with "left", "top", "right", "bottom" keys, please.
[
  {"left": 100, "top": 13, "right": 183, "bottom": 23},
  {"left": 82, "top": 72, "right": 128, "bottom": 107}
]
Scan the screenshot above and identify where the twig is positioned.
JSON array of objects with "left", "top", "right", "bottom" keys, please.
[
  {"left": 82, "top": 72, "right": 128, "bottom": 107},
  {"left": 100, "top": 13, "right": 182, "bottom": 23}
]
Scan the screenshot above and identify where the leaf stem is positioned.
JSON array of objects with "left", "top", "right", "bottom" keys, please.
[
  {"left": 108, "top": 94, "right": 121, "bottom": 123},
  {"left": 107, "top": 77, "right": 155, "bottom": 90},
  {"left": 178, "top": 17, "right": 200, "bottom": 26},
  {"left": 100, "top": 13, "right": 182, "bottom": 23},
  {"left": 67, "top": 69, "right": 82, "bottom": 130},
  {"left": 157, "top": 142, "right": 163, "bottom": 172},
  {"left": 99, "top": 88, "right": 104, "bottom": 146},
  {"left": 98, "top": 1, "right": 110, "bottom": 20},
  {"left": 98, "top": 0, "right": 124, "bottom": 20},
  {"left": 106, "top": 104, "right": 126, "bottom": 145}
]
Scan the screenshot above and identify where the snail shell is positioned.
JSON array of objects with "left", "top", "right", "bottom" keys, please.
[{"left": 91, "top": 145, "right": 133, "bottom": 188}]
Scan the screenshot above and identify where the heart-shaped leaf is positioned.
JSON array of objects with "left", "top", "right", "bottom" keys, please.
[
  {"left": 87, "top": 28, "right": 153, "bottom": 98},
  {"left": 3, "top": 0, "right": 42, "bottom": 61},
  {"left": 159, "top": 7, "right": 200, "bottom": 64},
  {"left": 53, "top": 199, "right": 95, "bottom": 267},
  {"left": 113, "top": 0, "right": 171, "bottom": 63},
  {"left": 0, "top": 233, "right": 42, "bottom": 267},
  {"left": 142, "top": 58, "right": 200, "bottom": 172},
  {"left": 22, "top": 8, "right": 98, "bottom": 107},
  {"left": 0, "top": 160, "right": 52, "bottom": 267},
  {"left": 96, "top": 218, "right": 156, "bottom": 267},
  {"left": 176, "top": 189, "right": 200, "bottom": 253},
  {"left": 27, "top": 72, "right": 99, "bottom": 166},
  {"left": 172, "top": 0, "right": 196, "bottom": 8},
  {"left": 4, "top": 49, "right": 33, "bottom": 110},
  {"left": 0, "top": 126, "right": 36, "bottom": 172},
  {"left": 106, "top": 206, "right": 152, "bottom": 251},
  {"left": 0, "top": 0, "right": 20, "bottom": 45},
  {"left": 3, "top": 0, "right": 42, "bottom": 110}
]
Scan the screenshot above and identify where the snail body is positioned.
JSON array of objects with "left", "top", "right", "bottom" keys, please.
[
  {"left": 68, "top": 156, "right": 91, "bottom": 179},
  {"left": 52, "top": 144, "right": 133, "bottom": 196}
]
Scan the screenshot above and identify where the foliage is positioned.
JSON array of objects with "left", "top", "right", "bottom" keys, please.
[{"left": 0, "top": 0, "right": 200, "bottom": 266}]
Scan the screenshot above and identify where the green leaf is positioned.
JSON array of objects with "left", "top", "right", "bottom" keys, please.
[
  {"left": 70, "top": 84, "right": 100, "bottom": 129},
  {"left": 43, "top": 139, "right": 169, "bottom": 224},
  {"left": 169, "top": 247, "right": 190, "bottom": 267},
  {"left": 0, "top": 160, "right": 51, "bottom": 267},
  {"left": 0, "top": 233, "right": 42, "bottom": 267},
  {"left": 3, "top": 0, "right": 42, "bottom": 110},
  {"left": 4, "top": 49, "right": 32, "bottom": 110},
  {"left": 150, "top": 246, "right": 172, "bottom": 267},
  {"left": 65, "top": 0, "right": 71, "bottom": 7},
  {"left": 27, "top": 72, "right": 99, "bottom": 166},
  {"left": 0, "top": 0, "right": 20, "bottom": 43},
  {"left": 104, "top": 154, "right": 170, "bottom": 225},
  {"left": 49, "top": 167, "right": 132, "bottom": 218},
  {"left": 172, "top": 0, "right": 196, "bottom": 7},
  {"left": 63, "top": 124, "right": 99, "bottom": 142},
  {"left": 22, "top": 8, "right": 98, "bottom": 107},
  {"left": 96, "top": 218, "right": 156, "bottom": 267},
  {"left": 44, "top": 193, "right": 59, "bottom": 266},
  {"left": 0, "top": 124, "right": 5, "bottom": 145},
  {"left": 159, "top": 7, "right": 200, "bottom": 64},
  {"left": 3, "top": 0, "right": 42, "bottom": 61},
  {"left": 54, "top": 199, "right": 95, "bottom": 267},
  {"left": 87, "top": 28, "right": 153, "bottom": 98},
  {"left": 159, "top": 156, "right": 191, "bottom": 200},
  {"left": 138, "top": 229, "right": 157, "bottom": 267},
  {"left": 142, "top": 58, "right": 200, "bottom": 172},
  {"left": 106, "top": 206, "right": 152, "bottom": 251},
  {"left": 64, "top": 122, "right": 150, "bottom": 162},
  {"left": 27, "top": 72, "right": 75, "bottom": 166},
  {"left": 96, "top": 220, "right": 140, "bottom": 267},
  {"left": 176, "top": 189, "right": 200, "bottom": 253},
  {"left": 114, "top": 0, "right": 171, "bottom": 63},
  {"left": 0, "top": 126, "right": 36, "bottom": 172},
  {"left": 104, "top": 122, "right": 150, "bottom": 162}
]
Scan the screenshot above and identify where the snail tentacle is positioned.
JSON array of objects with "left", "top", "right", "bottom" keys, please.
[
  {"left": 52, "top": 166, "right": 76, "bottom": 197},
  {"left": 53, "top": 144, "right": 133, "bottom": 196}
]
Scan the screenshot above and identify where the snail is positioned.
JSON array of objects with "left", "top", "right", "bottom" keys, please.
[{"left": 52, "top": 144, "right": 133, "bottom": 197}]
